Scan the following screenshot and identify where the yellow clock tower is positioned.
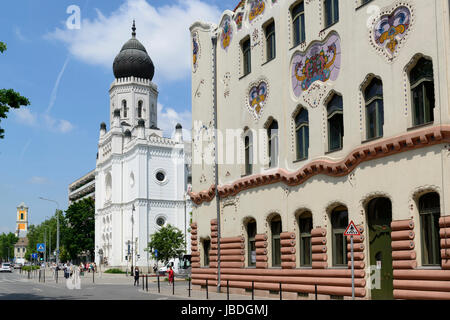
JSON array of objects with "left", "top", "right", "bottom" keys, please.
[{"left": 15, "top": 202, "right": 28, "bottom": 237}]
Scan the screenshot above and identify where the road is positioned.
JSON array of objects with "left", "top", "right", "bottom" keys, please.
[{"left": 0, "top": 270, "right": 185, "bottom": 300}]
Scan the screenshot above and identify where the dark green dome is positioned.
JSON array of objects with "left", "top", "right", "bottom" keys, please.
[{"left": 113, "top": 21, "right": 155, "bottom": 80}]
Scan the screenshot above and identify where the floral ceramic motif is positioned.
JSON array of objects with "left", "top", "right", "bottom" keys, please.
[
  {"left": 221, "top": 16, "right": 233, "bottom": 50},
  {"left": 249, "top": 0, "right": 265, "bottom": 22},
  {"left": 291, "top": 33, "right": 341, "bottom": 98},
  {"left": 235, "top": 12, "right": 244, "bottom": 30},
  {"left": 192, "top": 33, "right": 199, "bottom": 72},
  {"left": 373, "top": 6, "right": 411, "bottom": 58},
  {"left": 247, "top": 81, "right": 268, "bottom": 120}
]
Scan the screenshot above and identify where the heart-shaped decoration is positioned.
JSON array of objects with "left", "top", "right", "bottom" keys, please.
[
  {"left": 247, "top": 80, "right": 268, "bottom": 120},
  {"left": 370, "top": 4, "right": 413, "bottom": 61}
]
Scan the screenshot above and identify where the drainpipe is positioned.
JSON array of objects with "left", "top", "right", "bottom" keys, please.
[{"left": 211, "top": 33, "right": 221, "bottom": 293}]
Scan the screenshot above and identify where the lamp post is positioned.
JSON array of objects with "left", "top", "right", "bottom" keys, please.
[
  {"left": 131, "top": 204, "right": 135, "bottom": 273},
  {"left": 39, "top": 197, "right": 60, "bottom": 265}
]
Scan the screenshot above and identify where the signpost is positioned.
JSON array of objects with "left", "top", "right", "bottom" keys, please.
[
  {"left": 37, "top": 243, "right": 46, "bottom": 252},
  {"left": 344, "top": 220, "right": 360, "bottom": 300}
]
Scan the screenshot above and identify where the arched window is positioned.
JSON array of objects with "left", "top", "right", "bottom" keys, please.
[
  {"left": 268, "top": 120, "right": 279, "bottom": 168},
  {"left": 295, "top": 108, "right": 309, "bottom": 160},
  {"left": 364, "top": 78, "right": 384, "bottom": 139},
  {"left": 292, "top": 1, "right": 306, "bottom": 46},
  {"left": 410, "top": 57, "right": 435, "bottom": 126},
  {"left": 299, "top": 212, "right": 312, "bottom": 267},
  {"left": 247, "top": 220, "right": 257, "bottom": 267},
  {"left": 138, "top": 100, "right": 143, "bottom": 118},
  {"left": 271, "top": 215, "right": 282, "bottom": 267},
  {"left": 327, "top": 94, "right": 344, "bottom": 152},
  {"left": 244, "top": 131, "right": 253, "bottom": 176},
  {"left": 331, "top": 206, "right": 348, "bottom": 266},
  {"left": 324, "top": 0, "right": 339, "bottom": 28},
  {"left": 419, "top": 192, "right": 441, "bottom": 266},
  {"left": 20, "top": 213, "right": 24, "bottom": 220},
  {"left": 122, "top": 100, "right": 128, "bottom": 118}
]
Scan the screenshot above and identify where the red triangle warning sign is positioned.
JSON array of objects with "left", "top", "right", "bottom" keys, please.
[{"left": 344, "top": 220, "right": 361, "bottom": 236}]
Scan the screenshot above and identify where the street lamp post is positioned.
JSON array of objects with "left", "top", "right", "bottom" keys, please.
[
  {"left": 131, "top": 204, "right": 135, "bottom": 273},
  {"left": 39, "top": 197, "right": 60, "bottom": 265}
]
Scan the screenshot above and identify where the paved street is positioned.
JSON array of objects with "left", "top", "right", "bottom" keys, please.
[{"left": 0, "top": 270, "right": 275, "bottom": 300}]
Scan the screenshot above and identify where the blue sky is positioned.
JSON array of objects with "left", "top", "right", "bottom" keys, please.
[{"left": 0, "top": 0, "right": 236, "bottom": 233}]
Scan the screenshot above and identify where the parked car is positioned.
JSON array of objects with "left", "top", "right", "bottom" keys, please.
[
  {"left": 158, "top": 255, "right": 191, "bottom": 277},
  {"left": 0, "top": 262, "right": 13, "bottom": 273}
]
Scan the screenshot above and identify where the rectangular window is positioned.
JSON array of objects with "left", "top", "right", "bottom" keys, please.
[
  {"left": 271, "top": 220, "right": 281, "bottom": 267},
  {"left": 265, "top": 21, "right": 276, "bottom": 62},
  {"left": 203, "top": 240, "right": 210, "bottom": 267},
  {"left": 292, "top": 1, "right": 306, "bottom": 46},
  {"left": 247, "top": 222, "right": 256, "bottom": 266},
  {"left": 324, "top": 0, "right": 339, "bottom": 28},
  {"left": 299, "top": 216, "right": 312, "bottom": 267},
  {"left": 242, "top": 38, "right": 251, "bottom": 76}
]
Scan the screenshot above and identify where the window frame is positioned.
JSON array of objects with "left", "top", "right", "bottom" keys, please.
[
  {"left": 291, "top": 1, "right": 306, "bottom": 47},
  {"left": 271, "top": 217, "right": 282, "bottom": 267},
  {"left": 331, "top": 206, "right": 348, "bottom": 267},
  {"left": 419, "top": 193, "right": 441, "bottom": 267},
  {"left": 410, "top": 57, "right": 435, "bottom": 127},
  {"left": 299, "top": 213, "right": 313, "bottom": 267},
  {"left": 244, "top": 131, "right": 253, "bottom": 176},
  {"left": 241, "top": 37, "right": 251, "bottom": 77},
  {"left": 264, "top": 20, "right": 276, "bottom": 62},
  {"left": 327, "top": 94, "right": 344, "bottom": 153},
  {"left": 203, "top": 239, "right": 211, "bottom": 267},
  {"left": 137, "top": 100, "right": 143, "bottom": 118},
  {"left": 324, "top": 0, "right": 339, "bottom": 29},
  {"left": 267, "top": 120, "right": 279, "bottom": 168},
  {"left": 295, "top": 108, "right": 309, "bottom": 161},
  {"left": 247, "top": 221, "right": 257, "bottom": 267},
  {"left": 364, "top": 78, "right": 384, "bottom": 140}
]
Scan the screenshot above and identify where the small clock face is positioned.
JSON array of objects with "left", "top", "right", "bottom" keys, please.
[{"left": 156, "top": 217, "right": 165, "bottom": 226}]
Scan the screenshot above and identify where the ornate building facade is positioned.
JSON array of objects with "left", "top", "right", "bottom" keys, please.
[
  {"left": 94, "top": 23, "right": 192, "bottom": 270},
  {"left": 189, "top": 0, "right": 450, "bottom": 299}
]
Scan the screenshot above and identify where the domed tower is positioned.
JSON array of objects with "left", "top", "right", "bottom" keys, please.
[{"left": 109, "top": 21, "right": 158, "bottom": 131}]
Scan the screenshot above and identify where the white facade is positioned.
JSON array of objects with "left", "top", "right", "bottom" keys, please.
[{"left": 94, "top": 34, "right": 191, "bottom": 270}]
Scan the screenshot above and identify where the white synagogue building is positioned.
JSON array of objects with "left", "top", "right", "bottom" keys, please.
[{"left": 94, "top": 22, "right": 192, "bottom": 270}]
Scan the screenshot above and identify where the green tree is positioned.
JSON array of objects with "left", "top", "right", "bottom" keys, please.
[
  {"left": 147, "top": 224, "right": 186, "bottom": 264},
  {"left": 63, "top": 198, "right": 95, "bottom": 261},
  {"left": 0, "top": 232, "right": 18, "bottom": 262},
  {"left": 0, "top": 41, "right": 30, "bottom": 139}
]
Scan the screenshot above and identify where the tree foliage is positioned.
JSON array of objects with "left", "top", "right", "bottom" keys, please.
[
  {"left": 147, "top": 224, "right": 186, "bottom": 263},
  {"left": 0, "top": 41, "right": 30, "bottom": 139},
  {"left": 62, "top": 198, "right": 95, "bottom": 261},
  {"left": 0, "top": 232, "right": 18, "bottom": 262},
  {"left": 25, "top": 210, "right": 67, "bottom": 262}
]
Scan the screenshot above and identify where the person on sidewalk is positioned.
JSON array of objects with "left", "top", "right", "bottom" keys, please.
[
  {"left": 168, "top": 266, "right": 174, "bottom": 286},
  {"left": 134, "top": 266, "right": 140, "bottom": 286}
]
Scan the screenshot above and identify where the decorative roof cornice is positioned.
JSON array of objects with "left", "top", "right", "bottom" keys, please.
[{"left": 189, "top": 125, "right": 450, "bottom": 205}]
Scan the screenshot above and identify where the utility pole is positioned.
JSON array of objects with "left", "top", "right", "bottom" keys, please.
[{"left": 131, "top": 204, "right": 135, "bottom": 273}]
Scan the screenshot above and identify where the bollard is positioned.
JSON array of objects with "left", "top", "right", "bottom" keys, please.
[
  {"left": 142, "top": 275, "right": 144, "bottom": 290},
  {"left": 188, "top": 278, "right": 191, "bottom": 298},
  {"left": 146, "top": 275, "right": 148, "bottom": 292},
  {"left": 39, "top": 270, "right": 41, "bottom": 282},
  {"left": 252, "top": 281, "right": 254, "bottom": 300},
  {"left": 227, "top": 280, "right": 229, "bottom": 300},
  {"left": 279, "top": 282, "right": 282, "bottom": 301},
  {"left": 172, "top": 276, "right": 175, "bottom": 295},
  {"left": 56, "top": 269, "right": 58, "bottom": 283},
  {"left": 43, "top": 269, "right": 45, "bottom": 283},
  {"left": 157, "top": 274, "right": 160, "bottom": 293},
  {"left": 315, "top": 284, "right": 318, "bottom": 300},
  {"left": 93, "top": 269, "right": 95, "bottom": 283},
  {"left": 28, "top": 270, "right": 30, "bottom": 279},
  {"left": 206, "top": 279, "right": 209, "bottom": 300}
]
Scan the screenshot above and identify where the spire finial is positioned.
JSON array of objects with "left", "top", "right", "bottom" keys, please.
[{"left": 132, "top": 20, "right": 136, "bottom": 37}]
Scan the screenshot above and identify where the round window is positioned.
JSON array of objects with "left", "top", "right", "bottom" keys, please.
[
  {"left": 156, "top": 171, "right": 165, "bottom": 182},
  {"left": 156, "top": 217, "right": 166, "bottom": 226}
]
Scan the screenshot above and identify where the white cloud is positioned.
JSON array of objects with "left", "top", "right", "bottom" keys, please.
[
  {"left": 13, "top": 108, "right": 37, "bottom": 126},
  {"left": 158, "top": 103, "right": 191, "bottom": 140},
  {"left": 12, "top": 109, "right": 74, "bottom": 134},
  {"left": 45, "top": 0, "right": 221, "bottom": 82}
]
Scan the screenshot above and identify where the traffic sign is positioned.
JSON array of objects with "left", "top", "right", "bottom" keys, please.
[
  {"left": 154, "top": 249, "right": 158, "bottom": 258},
  {"left": 31, "top": 253, "right": 38, "bottom": 259},
  {"left": 344, "top": 221, "right": 360, "bottom": 236},
  {"left": 37, "top": 243, "right": 46, "bottom": 252}
]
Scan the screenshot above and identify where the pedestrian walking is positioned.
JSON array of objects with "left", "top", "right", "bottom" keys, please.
[
  {"left": 153, "top": 263, "right": 158, "bottom": 274},
  {"left": 168, "top": 266, "right": 174, "bottom": 286},
  {"left": 134, "top": 267, "right": 140, "bottom": 286}
]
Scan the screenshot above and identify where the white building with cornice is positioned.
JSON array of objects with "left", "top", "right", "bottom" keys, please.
[{"left": 94, "top": 22, "right": 191, "bottom": 270}]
